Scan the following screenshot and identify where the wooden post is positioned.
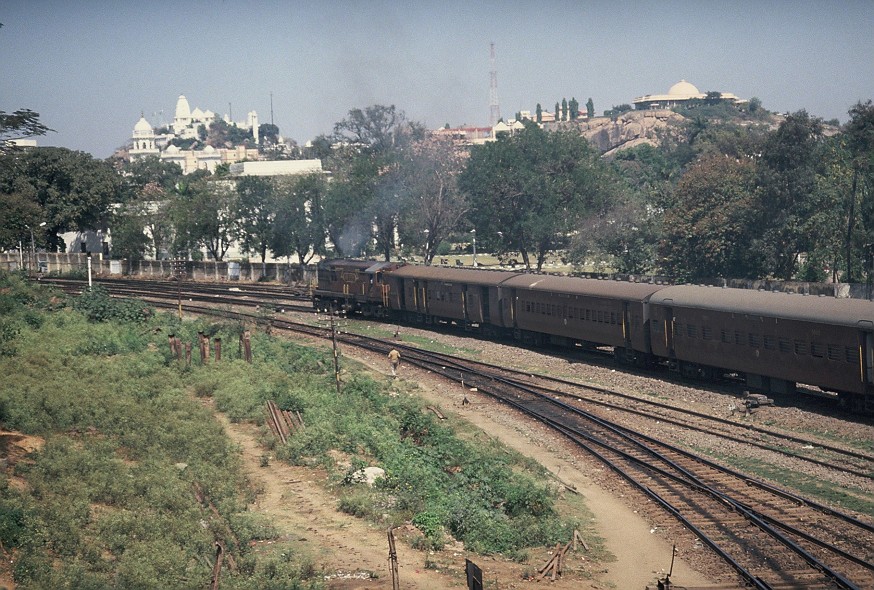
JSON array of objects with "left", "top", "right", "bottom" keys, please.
[
  {"left": 214, "top": 338, "right": 221, "bottom": 362},
  {"left": 387, "top": 527, "right": 400, "bottom": 590},
  {"left": 243, "top": 330, "right": 252, "bottom": 363},
  {"left": 210, "top": 542, "right": 224, "bottom": 590}
]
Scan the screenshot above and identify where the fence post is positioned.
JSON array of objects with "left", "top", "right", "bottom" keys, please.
[{"left": 387, "top": 527, "right": 400, "bottom": 590}]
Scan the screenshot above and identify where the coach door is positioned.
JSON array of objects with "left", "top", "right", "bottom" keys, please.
[
  {"left": 662, "top": 302, "right": 676, "bottom": 359},
  {"left": 861, "top": 328, "right": 874, "bottom": 387},
  {"left": 858, "top": 326, "right": 874, "bottom": 411}
]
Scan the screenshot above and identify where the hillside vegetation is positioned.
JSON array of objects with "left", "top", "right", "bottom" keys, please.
[{"left": 0, "top": 272, "right": 584, "bottom": 588}]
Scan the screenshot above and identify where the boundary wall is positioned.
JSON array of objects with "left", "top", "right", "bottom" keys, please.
[
  {"left": 1, "top": 252, "right": 872, "bottom": 299},
  {"left": 0, "top": 253, "right": 315, "bottom": 285}
]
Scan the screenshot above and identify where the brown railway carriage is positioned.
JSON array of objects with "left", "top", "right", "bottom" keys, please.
[
  {"left": 313, "top": 260, "right": 402, "bottom": 315},
  {"left": 500, "top": 275, "right": 664, "bottom": 360},
  {"left": 383, "top": 265, "right": 523, "bottom": 328},
  {"left": 649, "top": 285, "right": 874, "bottom": 408}
]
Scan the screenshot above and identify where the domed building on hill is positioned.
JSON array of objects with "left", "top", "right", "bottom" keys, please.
[
  {"left": 632, "top": 80, "right": 745, "bottom": 110},
  {"left": 129, "top": 115, "right": 160, "bottom": 160},
  {"left": 128, "top": 95, "right": 260, "bottom": 174}
]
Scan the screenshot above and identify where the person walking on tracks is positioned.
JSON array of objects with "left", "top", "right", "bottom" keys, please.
[{"left": 388, "top": 348, "right": 401, "bottom": 377}]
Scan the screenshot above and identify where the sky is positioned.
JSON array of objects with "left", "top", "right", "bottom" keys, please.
[{"left": 2, "top": 0, "right": 873, "bottom": 159}]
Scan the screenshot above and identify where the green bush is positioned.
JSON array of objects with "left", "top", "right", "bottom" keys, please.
[{"left": 71, "top": 285, "right": 152, "bottom": 323}]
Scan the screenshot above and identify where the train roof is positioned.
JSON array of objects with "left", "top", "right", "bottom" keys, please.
[
  {"left": 650, "top": 285, "right": 874, "bottom": 328},
  {"left": 318, "top": 259, "right": 378, "bottom": 271},
  {"left": 388, "top": 264, "right": 523, "bottom": 286},
  {"left": 501, "top": 274, "right": 666, "bottom": 300}
]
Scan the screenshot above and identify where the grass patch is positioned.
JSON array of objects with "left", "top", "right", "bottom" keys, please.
[{"left": 702, "top": 450, "right": 874, "bottom": 515}]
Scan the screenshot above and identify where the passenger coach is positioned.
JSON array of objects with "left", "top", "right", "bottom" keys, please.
[
  {"left": 383, "top": 265, "right": 522, "bottom": 331},
  {"left": 500, "top": 275, "right": 663, "bottom": 363},
  {"left": 649, "top": 285, "right": 874, "bottom": 409}
]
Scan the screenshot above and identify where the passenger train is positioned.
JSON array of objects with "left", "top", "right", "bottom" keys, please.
[{"left": 313, "top": 259, "right": 874, "bottom": 411}]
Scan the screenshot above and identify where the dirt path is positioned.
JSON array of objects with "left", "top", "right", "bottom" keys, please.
[
  {"left": 215, "top": 405, "right": 460, "bottom": 589},
  {"left": 213, "top": 336, "right": 721, "bottom": 590}
]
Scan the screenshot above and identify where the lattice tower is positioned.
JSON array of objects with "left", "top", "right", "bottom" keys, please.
[{"left": 489, "top": 42, "right": 501, "bottom": 127}]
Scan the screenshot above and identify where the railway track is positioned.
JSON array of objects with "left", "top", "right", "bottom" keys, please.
[{"left": 46, "top": 277, "right": 874, "bottom": 587}]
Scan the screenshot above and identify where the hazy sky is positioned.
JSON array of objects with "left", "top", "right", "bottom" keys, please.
[{"left": 3, "top": 0, "right": 872, "bottom": 159}]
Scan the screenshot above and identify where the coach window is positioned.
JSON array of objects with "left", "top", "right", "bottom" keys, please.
[
  {"left": 686, "top": 324, "right": 698, "bottom": 339},
  {"left": 779, "top": 338, "right": 792, "bottom": 353},
  {"left": 735, "top": 331, "right": 745, "bottom": 346},
  {"left": 811, "top": 342, "right": 825, "bottom": 358},
  {"left": 794, "top": 340, "right": 807, "bottom": 355},
  {"left": 748, "top": 333, "right": 761, "bottom": 349},
  {"left": 721, "top": 330, "right": 731, "bottom": 343},
  {"left": 763, "top": 335, "right": 776, "bottom": 350},
  {"left": 702, "top": 326, "right": 713, "bottom": 340}
]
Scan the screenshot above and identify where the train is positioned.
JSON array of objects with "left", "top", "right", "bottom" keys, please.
[{"left": 313, "top": 259, "right": 874, "bottom": 411}]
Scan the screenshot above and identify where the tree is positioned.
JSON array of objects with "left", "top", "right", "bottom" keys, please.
[
  {"left": 554, "top": 102, "right": 560, "bottom": 122},
  {"left": 659, "top": 154, "right": 760, "bottom": 279},
  {"left": 570, "top": 197, "right": 658, "bottom": 275},
  {"left": 119, "top": 155, "right": 182, "bottom": 197},
  {"left": 0, "top": 192, "right": 43, "bottom": 250},
  {"left": 330, "top": 105, "right": 426, "bottom": 260},
  {"left": 0, "top": 147, "right": 120, "bottom": 250},
  {"left": 233, "top": 176, "right": 276, "bottom": 272},
  {"left": 206, "top": 119, "right": 253, "bottom": 148},
  {"left": 843, "top": 100, "right": 874, "bottom": 281},
  {"left": 569, "top": 97, "right": 579, "bottom": 121},
  {"left": 109, "top": 202, "right": 152, "bottom": 262},
  {"left": 270, "top": 173, "right": 327, "bottom": 265},
  {"left": 0, "top": 109, "right": 52, "bottom": 155},
  {"left": 561, "top": 98, "right": 568, "bottom": 122},
  {"left": 586, "top": 98, "right": 594, "bottom": 119},
  {"left": 397, "top": 136, "right": 467, "bottom": 265},
  {"left": 755, "top": 110, "right": 824, "bottom": 279},
  {"left": 333, "top": 104, "right": 420, "bottom": 152},
  {"left": 170, "top": 179, "right": 237, "bottom": 261},
  {"left": 536, "top": 103, "right": 542, "bottom": 124},
  {"left": 322, "top": 147, "right": 377, "bottom": 257},
  {"left": 460, "top": 122, "right": 617, "bottom": 271},
  {"left": 258, "top": 123, "right": 280, "bottom": 144}
]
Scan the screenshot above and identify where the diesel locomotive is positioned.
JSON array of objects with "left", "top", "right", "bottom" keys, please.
[{"left": 313, "top": 259, "right": 874, "bottom": 411}]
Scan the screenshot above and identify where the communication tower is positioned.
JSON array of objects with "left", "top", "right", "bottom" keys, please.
[{"left": 489, "top": 42, "right": 501, "bottom": 127}]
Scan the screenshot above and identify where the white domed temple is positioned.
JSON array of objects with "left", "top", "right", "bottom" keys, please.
[
  {"left": 128, "top": 95, "right": 259, "bottom": 174},
  {"left": 632, "top": 80, "right": 745, "bottom": 110}
]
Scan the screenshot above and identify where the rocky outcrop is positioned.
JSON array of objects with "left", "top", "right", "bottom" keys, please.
[{"left": 545, "top": 109, "right": 687, "bottom": 155}]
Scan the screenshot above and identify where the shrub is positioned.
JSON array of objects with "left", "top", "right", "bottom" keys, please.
[{"left": 71, "top": 285, "right": 152, "bottom": 323}]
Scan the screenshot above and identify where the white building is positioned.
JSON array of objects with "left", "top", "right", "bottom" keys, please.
[
  {"left": 633, "top": 80, "right": 746, "bottom": 110},
  {"left": 128, "top": 95, "right": 261, "bottom": 174},
  {"left": 229, "top": 160, "right": 322, "bottom": 177}
]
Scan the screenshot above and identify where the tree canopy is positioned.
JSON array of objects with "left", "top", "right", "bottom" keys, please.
[{"left": 460, "top": 121, "right": 618, "bottom": 271}]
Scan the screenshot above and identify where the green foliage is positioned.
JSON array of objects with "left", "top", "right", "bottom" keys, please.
[
  {"left": 0, "top": 270, "right": 64, "bottom": 356},
  {"left": 460, "top": 122, "right": 619, "bottom": 271},
  {"left": 170, "top": 178, "right": 238, "bottom": 261},
  {"left": 0, "top": 108, "right": 52, "bottom": 156},
  {"left": 0, "top": 304, "right": 321, "bottom": 588},
  {"left": 71, "top": 285, "right": 152, "bottom": 323},
  {"left": 0, "top": 147, "right": 121, "bottom": 250}
]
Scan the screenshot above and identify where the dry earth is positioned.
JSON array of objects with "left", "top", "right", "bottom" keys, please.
[{"left": 242, "top": 317, "right": 727, "bottom": 590}]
